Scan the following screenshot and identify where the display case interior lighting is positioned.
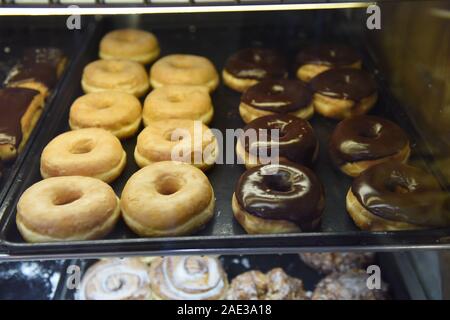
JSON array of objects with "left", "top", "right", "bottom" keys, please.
[{"left": 0, "top": 2, "right": 375, "bottom": 16}]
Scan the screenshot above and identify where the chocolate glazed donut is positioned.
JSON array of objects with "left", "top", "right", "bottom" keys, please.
[
  {"left": 239, "top": 79, "right": 314, "bottom": 123},
  {"left": 310, "top": 68, "right": 377, "bottom": 119},
  {"left": 295, "top": 44, "right": 361, "bottom": 82},
  {"left": 223, "top": 48, "right": 288, "bottom": 92},
  {"left": 232, "top": 162, "right": 325, "bottom": 234},
  {"left": 329, "top": 115, "right": 410, "bottom": 177},
  {"left": 236, "top": 114, "right": 319, "bottom": 169},
  {"left": 347, "top": 161, "right": 450, "bottom": 231}
]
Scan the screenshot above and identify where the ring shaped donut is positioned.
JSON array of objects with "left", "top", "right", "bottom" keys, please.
[
  {"left": 82, "top": 59, "right": 149, "bottom": 98},
  {"left": 69, "top": 91, "right": 142, "bottom": 139},
  {"left": 40, "top": 128, "right": 126, "bottom": 183},
  {"left": 121, "top": 161, "right": 215, "bottom": 237},
  {"left": 99, "top": 29, "right": 160, "bottom": 65},
  {"left": 329, "top": 115, "right": 410, "bottom": 177},
  {"left": 150, "top": 54, "right": 219, "bottom": 92},
  {"left": 16, "top": 176, "right": 120, "bottom": 242}
]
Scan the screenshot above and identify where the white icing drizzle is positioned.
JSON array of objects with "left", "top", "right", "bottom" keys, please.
[
  {"left": 236, "top": 69, "right": 266, "bottom": 78},
  {"left": 159, "top": 256, "right": 225, "bottom": 300},
  {"left": 77, "top": 260, "right": 150, "bottom": 300}
]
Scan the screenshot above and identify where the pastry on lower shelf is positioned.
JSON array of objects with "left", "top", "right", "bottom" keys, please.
[
  {"left": 299, "top": 252, "right": 375, "bottom": 274},
  {"left": 232, "top": 161, "right": 325, "bottom": 234},
  {"left": 77, "top": 258, "right": 151, "bottom": 300},
  {"left": 222, "top": 48, "right": 287, "bottom": 92},
  {"left": 295, "top": 44, "right": 361, "bottom": 82},
  {"left": 149, "top": 256, "right": 228, "bottom": 300},
  {"left": 346, "top": 161, "right": 450, "bottom": 231},
  {"left": 311, "top": 269, "right": 389, "bottom": 300},
  {"left": 227, "top": 268, "right": 307, "bottom": 300},
  {"left": 0, "top": 87, "right": 44, "bottom": 161},
  {"left": 5, "top": 47, "right": 66, "bottom": 97},
  {"left": 310, "top": 68, "right": 377, "bottom": 119}
]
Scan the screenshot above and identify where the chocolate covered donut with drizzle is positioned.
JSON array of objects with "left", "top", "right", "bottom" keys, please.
[
  {"left": 235, "top": 162, "right": 325, "bottom": 231},
  {"left": 351, "top": 162, "right": 450, "bottom": 228},
  {"left": 239, "top": 114, "right": 318, "bottom": 166},
  {"left": 224, "top": 48, "right": 287, "bottom": 80},
  {"left": 241, "top": 79, "right": 313, "bottom": 113},
  {"left": 329, "top": 115, "right": 409, "bottom": 166}
]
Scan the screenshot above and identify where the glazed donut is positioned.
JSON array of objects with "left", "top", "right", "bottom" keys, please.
[
  {"left": 239, "top": 79, "right": 314, "bottom": 123},
  {"left": 69, "top": 91, "right": 142, "bottom": 139},
  {"left": 232, "top": 162, "right": 325, "bottom": 234},
  {"left": 312, "top": 269, "right": 389, "bottom": 300},
  {"left": 329, "top": 115, "right": 410, "bottom": 177},
  {"left": 99, "top": 29, "right": 160, "bottom": 65},
  {"left": 236, "top": 114, "right": 319, "bottom": 169},
  {"left": 310, "top": 68, "right": 377, "bottom": 119},
  {"left": 223, "top": 48, "right": 287, "bottom": 92},
  {"left": 149, "top": 256, "right": 228, "bottom": 300},
  {"left": 227, "top": 268, "right": 307, "bottom": 300},
  {"left": 299, "top": 252, "right": 375, "bottom": 274},
  {"left": 135, "top": 119, "right": 218, "bottom": 171},
  {"left": 149, "top": 54, "right": 219, "bottom": 92},
  {"left": 82, "top": 59, "right": 149, "bottom": 97},
  {"left": 142, "top": 85, "right": 213, "bottom": 125},
  {"left": 346, "top": 161, "right": 450, "bottom": 231},
  {"left": 121, "top": 161, "right": 215, "bottom": 237},
  {"left": 77, "top": 258, "right": 151, "bottom": 300},
  {"left": 40, "top": 128, "right": 126, "bottom": 183},
  {"left": 16, "top": 176, "right": 120, "bottom": 242},
  {"left": 295, "top": 44, "right": 361, "bottom": 82}
]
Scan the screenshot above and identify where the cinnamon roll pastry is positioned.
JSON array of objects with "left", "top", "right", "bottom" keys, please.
[
  {"left": 149, "top": 256, "right": 228, "bottom": 300},
  {"left": 227, "top": 268, "right": 307, "bottom": 300},
  {"left": 77, "top": 258, "right": 151, "bottom": 300}
]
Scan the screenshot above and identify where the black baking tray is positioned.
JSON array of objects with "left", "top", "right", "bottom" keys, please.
[
  {"left": 0, "top": 17, "right": 95, "bottom": 240},
  {"left": 55, "top": 253, "right": 415, "bottom": 300},
  {"left": 0, "top": 12, "right": 450, "bottom": 259}
]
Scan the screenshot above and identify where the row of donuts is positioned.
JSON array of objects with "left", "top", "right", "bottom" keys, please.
[{"left": 76, "top": 253, "right": 388, "bottom": 300}]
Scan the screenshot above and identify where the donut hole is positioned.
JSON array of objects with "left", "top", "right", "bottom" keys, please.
[
  {"left": 102, "top": 62, "right": 123, "bottom": 73},
  {"left": 164, "top": 129, "right": 185, "bottom": 141},
  {"left": 70, "top": 139, "right": 95, "bottom": 154},
  {"left": 169, "top": 59, "right": 192, "bottom": 69},
  {"left": 360, "top": 123, "right": 382, "bottom": 138},
  {"left": 94, "top": 101, "right": 113, "bottom": 110},
  {"left": 52, "top": 190, "right": 83, "bottom": 206},
  {"left": 263, "top": 170, "right": 292, "bottom": 193},
  {"left": 167, "top": 92, "right": 185, "bottom": 103},
  {"left": 155, "top": 175, "right": 184, "bottom": 195},
  {"left": 386, "top": 174, "right": 417, "bottom": 194}
]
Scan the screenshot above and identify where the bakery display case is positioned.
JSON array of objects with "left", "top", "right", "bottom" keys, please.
[{"left": 0, "top": 0, "right": 448, "bottom": 301}]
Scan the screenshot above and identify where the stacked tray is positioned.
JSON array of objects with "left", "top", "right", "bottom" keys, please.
[{"left": 0, "top": 14, "right": 449, "bottom": 260}]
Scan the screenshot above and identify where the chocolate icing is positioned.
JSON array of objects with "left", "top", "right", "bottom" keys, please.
[
  {"left": 4, "top": 47, "right": 65, "bottom": 89},
  {"left": 0, "top": 87, "right": 40, "bottom": 147},
  {"left": 296, "top": 44, "right": 361, "bottom": 67},
  {"left": 239, "top": 114, "right": 318, "bottom": 166},
  {"left": 310, "top": 68, "right": 376, "bottom": 101},
  {"left": 329, "top": 115, "right": 409, "bottom": 165},
  {"left": 225, "top": 48, "right": 287, "bottom": 80},
  {"left": 241, "top": 79, "right": 313, "bottom": 113},
  {"left": 352, "top": 162, "right": 450, "bottom": 227},
  {"left": 4, "top": 63, "right": 57, "bottom": 89},
  {"left": 235, "top": 162, "right": 325, "bottom": 230}
]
